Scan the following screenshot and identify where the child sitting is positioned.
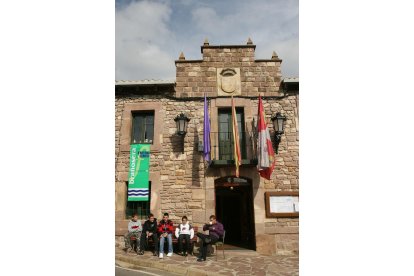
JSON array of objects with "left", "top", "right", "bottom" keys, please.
[
  {"left": 175, "top": 216, "right": 194, "bottom": 256},
  {"left": 123, "top": 213, "right": 142, "bottom": 253}
]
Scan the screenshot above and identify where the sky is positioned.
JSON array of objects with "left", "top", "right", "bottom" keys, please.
[{"left": 115, "top": 0, "right": 298, "bottom": 81}]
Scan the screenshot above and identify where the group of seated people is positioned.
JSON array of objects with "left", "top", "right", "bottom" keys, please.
[{"left": 124, "top": 212, "right": 224, "bottom": 262}]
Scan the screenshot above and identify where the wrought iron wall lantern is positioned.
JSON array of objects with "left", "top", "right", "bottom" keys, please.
[
  {"left": 174, "top": 113, "right": 190, "bottom": 153},
  {"left": 271, "top": 112, "right": 287, "bottom": 154}
]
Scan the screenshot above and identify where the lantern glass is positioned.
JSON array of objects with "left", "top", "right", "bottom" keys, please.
[
  {"left": 272, "top": 112, "right": 286, "bottom": 133},
  {"left": 175, "top": 113, "right": 189, "bottom": 135},
  {"left": 177, "top": 119, "right": 183, "bottom": 133},
  {"left": 183, "top": 119, "right": 188, "bottom": 133},
  {"left": 272, "top": 117, "right": 278, "bottom": 132},
  {"left": 277, "top": 117, "right": 284, "bottom": 132}
]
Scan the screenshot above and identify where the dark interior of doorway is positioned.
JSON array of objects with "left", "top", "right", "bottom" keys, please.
[{"left": 215, "top": 181, "right": 256, "bottom": 250}]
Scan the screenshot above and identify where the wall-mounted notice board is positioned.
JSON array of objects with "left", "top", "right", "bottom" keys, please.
[{"left": 265, "top": 191, "right": 299, "bottom": 218}]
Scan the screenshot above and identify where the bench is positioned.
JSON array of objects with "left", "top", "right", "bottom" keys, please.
[
  {"left": 142, "top": 225, "right": 199, "bottom": 255},
  {"left": 126, "top": 234, "right": 140, "bottom": 253}
]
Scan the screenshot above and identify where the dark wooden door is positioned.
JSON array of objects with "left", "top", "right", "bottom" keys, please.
[{"left": 215, "top": 177, "right": 256, "bottom": 250}]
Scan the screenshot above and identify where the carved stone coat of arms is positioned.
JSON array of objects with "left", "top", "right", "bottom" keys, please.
[{"left": 217, "top": 68, "right": 241, "bottom": 96}]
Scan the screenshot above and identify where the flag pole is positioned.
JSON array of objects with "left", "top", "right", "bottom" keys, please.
[
  {"left": 231, "top": 95, "right": 241, "bottom": 178},
  {"left": 204, "top": 105, "right": 207, "bottom": 226},
  {"left": 203, "top": 93, "right": 209, "bottom": 223}
]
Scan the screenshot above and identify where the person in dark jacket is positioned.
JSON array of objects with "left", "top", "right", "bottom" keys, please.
[
  {"left": 157, "top": 212, "right": 174, "bottom": 258},
  {"left": 196, "top": 215, "right": 224, "bottom": 262},
  {"left": 138, "top": 213, "right": 158, "bottom": 256}
]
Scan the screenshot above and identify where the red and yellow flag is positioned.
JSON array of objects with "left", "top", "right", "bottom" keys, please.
[
  {"left": 231, "top": 96, "right": 242, "bottom": 177},
  {"left": 257, "top": 95, "right": 275, "bottom": 179}
]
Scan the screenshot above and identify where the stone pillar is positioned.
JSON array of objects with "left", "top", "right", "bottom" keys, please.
[
  {"left": 205, "top": 177, "right": 215, "bottom": 219},
  {"left": 149, "top": 171, "right": 161, "bottom": 218}
]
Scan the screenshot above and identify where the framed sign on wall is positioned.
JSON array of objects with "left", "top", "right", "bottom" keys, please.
[{"left": 265, "top": 191, "right": 299, "bottom": 218}]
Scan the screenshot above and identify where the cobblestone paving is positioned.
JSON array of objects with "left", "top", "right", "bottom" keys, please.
[{"left": 115, "top": 247, "right": 298, "bottom": 276}]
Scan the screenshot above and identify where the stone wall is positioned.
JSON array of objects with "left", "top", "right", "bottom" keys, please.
[
  {"left": 115, "top": 95, "right": 206, "bottom": 221},
  {"left": 115, "top": 93, "right": 299, "bottom": 255},
  {"left": 175, "top": 44, "right": 282, "bottom": 98},
  {"left": 115, "top": 42, "right": 299, "bottom": 256}
]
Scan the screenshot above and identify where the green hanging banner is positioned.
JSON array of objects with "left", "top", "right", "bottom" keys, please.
[{"left": 128, "top": 144, "right": 150, "bottom": 201}]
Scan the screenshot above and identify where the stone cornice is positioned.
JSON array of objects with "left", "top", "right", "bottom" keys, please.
[
  {"left": 174, "top": 59, "right": 203, "bottom": 64},
  {"left": 255, "top": 59, "right": 283, "bottom": 63},
  {"left": 201, "top": 44, "right": 256, "bottom": 53}
]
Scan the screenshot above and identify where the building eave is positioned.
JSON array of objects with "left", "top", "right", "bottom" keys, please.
[{"left": 115, "top": 79, "right": 176, "bottom": 86}]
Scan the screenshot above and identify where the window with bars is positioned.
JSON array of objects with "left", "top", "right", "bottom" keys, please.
[
  {"left": 125, "top": 181, "right": 151, "bottom": 220},
  {"left": 217, "top": 108, "right": 246, "bottom": 160},
  {"left": 131, "top": 112, "right": 154, "bottom": 144}
]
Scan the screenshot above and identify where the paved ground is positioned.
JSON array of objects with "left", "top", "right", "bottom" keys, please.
[
  {"left": 115, "top": 246, "right": 299, "bottom": 276},
  {"left": 116, "top": 260, "right": 180, "bottom": 276}
]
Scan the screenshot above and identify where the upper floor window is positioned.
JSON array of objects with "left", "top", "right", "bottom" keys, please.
[
  {"left": 217, "top": 108, "right": 246, "bottom": 160},
  {"left": 131, "top": 111, "right": 154, "bottom": 144}
]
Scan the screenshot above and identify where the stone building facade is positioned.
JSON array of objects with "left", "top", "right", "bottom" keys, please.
[{"left": 115, "top": 40, "right": 299, "bottom": 256}]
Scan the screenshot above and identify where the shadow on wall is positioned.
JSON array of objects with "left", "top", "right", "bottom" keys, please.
[
  {"left": 192, "top": 126, "right": 201, "bottom": 187},
  {"left": 167, "top": 115, "right": 202, "bottom": 186},
  {"left": 169, "top": 130, "right": 184, "bottom": 155}
]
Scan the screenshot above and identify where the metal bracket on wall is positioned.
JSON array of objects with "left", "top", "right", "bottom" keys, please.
[{"left": 198, "top": 140, "right": 204, "bottom": 152}]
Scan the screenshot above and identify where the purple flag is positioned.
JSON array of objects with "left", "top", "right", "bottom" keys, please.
[{"left": 203, "top": 95, "right": 211, "bottom": 161}]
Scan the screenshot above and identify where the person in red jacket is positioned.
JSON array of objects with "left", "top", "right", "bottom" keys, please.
[{"left": 157, "top": 212, "right": 174, "bottom": 258}]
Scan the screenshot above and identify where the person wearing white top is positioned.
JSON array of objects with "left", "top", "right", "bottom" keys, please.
[{"left": 175, "top": 216, "right": 194, "bottom": 256}]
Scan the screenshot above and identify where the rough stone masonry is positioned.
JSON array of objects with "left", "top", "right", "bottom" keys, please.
[{"left": 115, "top": 39, "right": 299, "bottom": 256}]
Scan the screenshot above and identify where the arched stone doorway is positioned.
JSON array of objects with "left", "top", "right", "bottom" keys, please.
[{"left": 215, "top": 176, "right": 256, "bottom": 250}]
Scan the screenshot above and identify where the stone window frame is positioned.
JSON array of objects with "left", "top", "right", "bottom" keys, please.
[
  {"left": 210, "top": 97, "right": 253, "bottom": 133},
  {"left": 210, "top": 97, "right": 254, "bottom": 159},
  {"left": 125, "top": 181, "right": 152, "bottom": 220},
  {"left": 130, "top": 111, "right": 155, "bottom": 144},
  {"left": 119, "top": 102, "right": 163, "bottom": 153}
]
